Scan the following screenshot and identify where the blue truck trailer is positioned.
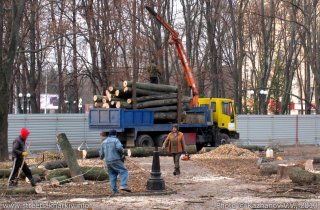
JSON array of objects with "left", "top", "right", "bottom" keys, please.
[{"left": 88, "top": 107, "right": 220, "bottom": 149}]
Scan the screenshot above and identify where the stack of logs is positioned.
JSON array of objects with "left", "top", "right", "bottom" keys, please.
[{"left": 93, "top": 81, "right": 191, "bottom": 122}]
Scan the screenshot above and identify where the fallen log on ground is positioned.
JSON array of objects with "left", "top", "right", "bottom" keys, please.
[
  {"left": 45, "top": 168, "right": 70, "bottom": 180},
  {"left": 44, "top": 160, "right": 68, "bottom": 170},
  {"left": 127, "top": 145, "right": 197, "bottom": 157},
  {"left": 50, "top": 175, "right": 70, "bottom": 186},
  {"left": 289, "top": 167, "right": 315, "bottom": 185},
  {"left": 81, "top": 166, "right": 108, "bottom": 181},
  {"left": 45, "top": 167, "right": 108, "bottom": 181},
  {"left": 56, "top": 133, "right": 84, "bottom": 182},
  {"left": 21, "top": 168, "right": 46, "bottom": 178},
  {"left": 260, "top": 163, "right": 279, "bottom": 176},
  {"left": 3, "top": 186, "right": 43, "bottom": 195},
  {"left": 82, "top": 149, "right": 100, "bottom": 159},
  {"left": 123, "top": 81, "right": 178, "bottom": 93},
  {"left": 0, "top": 169, "right": 11, "bottom": 178}
]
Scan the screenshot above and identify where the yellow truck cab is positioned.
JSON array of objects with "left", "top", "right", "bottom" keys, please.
[{"left": 198, "top": 98, "right": 239, "bottom": 144}]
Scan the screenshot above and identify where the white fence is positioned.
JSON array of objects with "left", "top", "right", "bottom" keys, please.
[
  {"left": 237, "top": 115, "right": 320, "bottom": 146},
  {"left": 7, "top": 114, "right": 320, "bottom": 152}
]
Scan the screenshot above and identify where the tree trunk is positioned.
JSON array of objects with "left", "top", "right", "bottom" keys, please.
[
  {"left": 82, "top": 149, "right": 100, "bottom": 159},
  {"left": 80, "top": 166, "right": 108, "bottom": 181},
  {"left": 44, "top": 160, "right": 68, "bottom": 170},
  {"left": 50, "top": 175, "right": 69, "bottom": 186},
  {"left": 128, "top": 145, "right": 197, "bottom": 157},
  {"left": 45, "top": 167, "right": 108, "bottom": 181},
  {"left": 45, "top": 168, "right": 70, "bottom": 181},
  {"left": 0, "top": 169, "right": 11, "bottom": 178},
  {"left": 154, "top": 112, "right": 177, "bottom": 121},
  {"left": 289, "top": 167, "right": 315, "bottom": 185},
  {"left": 123, "top": 81, "right": 178, "bottom": 93},
  {"left": 56, "top": 133, "right": 84, "bottom": 182},
  {"left": 129, "top": 93, "right": 178, "bottom": 103},
  {"left": 115, "top": 101, "right": 132, "bottom": 109},
  {"left": 136, "top": 98, "right": 191, "bottom": 109},
  {"left": 259, "top": 163, "right": 278, "bottom": 176},
  {"left": 0, "top": 0, "right": 27, "bottom": 161},
  {"left": 3, "top": 186, "right": 43, "bottom": 194}
]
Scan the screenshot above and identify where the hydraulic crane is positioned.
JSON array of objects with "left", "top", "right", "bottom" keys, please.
[{"left": 145, "top": 6, "right": 199, "bottom": 107}]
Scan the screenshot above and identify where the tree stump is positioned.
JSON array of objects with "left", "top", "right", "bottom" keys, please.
[
  {"left": 56, "top": 133, "right": 84, "bottom": 182},
  {"left": 277, "top": 163, "right": 297, "bottom": 180}
]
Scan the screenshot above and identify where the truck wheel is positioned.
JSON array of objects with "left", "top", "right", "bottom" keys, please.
[
  {"left": 136, "top": 135, "right": 154, "bottom": 147},
  {"left": 155, "top": 134, "right": 167, "bottom": 147},
  {"left": 217, "top": 133, "right": 230, "bottom": 146}
]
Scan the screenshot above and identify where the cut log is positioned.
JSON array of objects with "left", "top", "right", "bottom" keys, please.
[
  {"left": 237, "top": 145, "right": 265, "bottom": 151},
  {"left": 81, "top": 166, "right": 109, "bottom": 181},
  {"left": 128, "top": 145, "right": 197, "bottom": 157},
  {"left": 102, "top": 103, "right": 110, "bottom": 108},
  {"left": 0, "top": 169, "right": 11, "bottom": 178},
  {"left": 45, "top": 167, "right": 108, "bottom": 181},
  {"left": 56, "top": 133, "right": 85, "bottom": 182},
  {"left": 115, "top": 101, "right": 132, "bottom": 109},
  {"left": 136, "top": 98, "right": 191, "bottom": 109},
  {"left": 3, "top": 186, "right": 43, "bottom": 194},
  {"left": 289, "top": 167, "right": 315, "bottom": 185},
  {"left": 115, "top": 89, "right": 129, "bottom": 97},
  {"left": 124, "top": 87, "right": 163, "bottom": 96},
  {"left": 145, "top": 105, "right": 178, "bottom": 112},
  {"left": 44, "top": 160, "right": 68, "bottom": 170},
  {"left": 154, "top": 112, "right": 177, "bottom": 121},
  {"left": 123, "top": 81, "right": 178, "bottom": 93},
  {"left": 129, "top": 93, "right": 178, "bottom": 103},
  {"left": 94, "top": 102, "right": 103, "bottom": 108},
  {"left": 25, "top": 174, "right": 41, "bottom": 183},
  {"left": 45, "top": 168, "right": 70, "bottom": 181},
  {"left": 82, "top": 149, "right": 100, "bottom": 159},
  {"left": 21, "top": 168, "right": 47, "bottom": 178},
  {"left": 50, "top": 175, "right": 70, "bottom": 186},
  {"left": 93, "top": 95, "right": 107, "bottom": 102},
  {"left": 259, "top": 163, "right": 278, "bottom": 176}
]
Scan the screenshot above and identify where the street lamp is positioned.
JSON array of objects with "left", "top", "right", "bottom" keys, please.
[{"left": 26, "top": 93, "right": 31, "bottom": 113}]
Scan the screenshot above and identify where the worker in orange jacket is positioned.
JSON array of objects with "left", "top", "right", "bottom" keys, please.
[{"left": 162, "top": 124, "right": 186, "bottom": 175}]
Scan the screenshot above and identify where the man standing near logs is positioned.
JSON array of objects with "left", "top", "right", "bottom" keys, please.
[
  {"left": 8, "top": 128, "right": 36, "bottom": 187},
  {"left": 99, "top": 130, "right": 131, "bottom": 195},
  {"left": 162, "top": 124, "right": 186, "bottom": 175},
  {"left": 147, "top": 59, "right": 161, "bottom": 84}
]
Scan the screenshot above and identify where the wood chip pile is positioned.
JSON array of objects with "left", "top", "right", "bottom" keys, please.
[{"left": 193, "top": 144, "right": 259, "bottom": 159}]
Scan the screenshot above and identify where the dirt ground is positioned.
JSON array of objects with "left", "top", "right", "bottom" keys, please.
[{"left": 1, "top": 145, "right": 320, "bottom": 210}]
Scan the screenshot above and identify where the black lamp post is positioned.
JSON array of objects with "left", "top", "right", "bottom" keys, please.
[
  {"left": 26, "top": 93, "right": 31, "bottom": 113},
  {"left": 146, "top": 146, "right": 165, "bottom": 191}
]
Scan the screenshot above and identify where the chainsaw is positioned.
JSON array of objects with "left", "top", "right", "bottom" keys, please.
[{"left": 181, "top": 152, "right": 190, "bottom": 161}]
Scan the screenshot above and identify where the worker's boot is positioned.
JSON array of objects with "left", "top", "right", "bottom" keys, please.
[
  {"left": 8, "top": 180, "right": 17, "bottom": 188},
  {"left": 176, "top": 168, "right": 180, "bottom": 175},
  {"left": 173, "top": 167, "right": 180, "bottom": 176},
  {"left": 29, "top": 177, "right": 37, "bottom": 187}
]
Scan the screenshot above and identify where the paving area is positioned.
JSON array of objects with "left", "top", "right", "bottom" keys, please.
[{"left": 1, "top": 145, "right": 320, "bottom": 209}]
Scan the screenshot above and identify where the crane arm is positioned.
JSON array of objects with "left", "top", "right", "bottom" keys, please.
[{"left": 146, "top": 6, "right": 199, "bottom": 107}]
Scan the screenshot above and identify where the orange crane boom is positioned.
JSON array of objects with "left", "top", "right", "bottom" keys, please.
[{"left": 145, "top": 6, "right": 199, "bottom": 107}]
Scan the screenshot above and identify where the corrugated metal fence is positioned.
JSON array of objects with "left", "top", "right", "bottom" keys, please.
[
  {"left": 8, "top": 114, "right": 320, "bottom": 151},
  {"left": 237, "top": 115, "right": 320, "bottom": 146},
  {"left": 8, "top": 114, "right": 101, "bottom": 152}
]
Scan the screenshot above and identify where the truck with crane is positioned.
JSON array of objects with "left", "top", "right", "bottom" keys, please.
[{"left": 88, "top": 6, "right": 239, "bottom": 150}]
